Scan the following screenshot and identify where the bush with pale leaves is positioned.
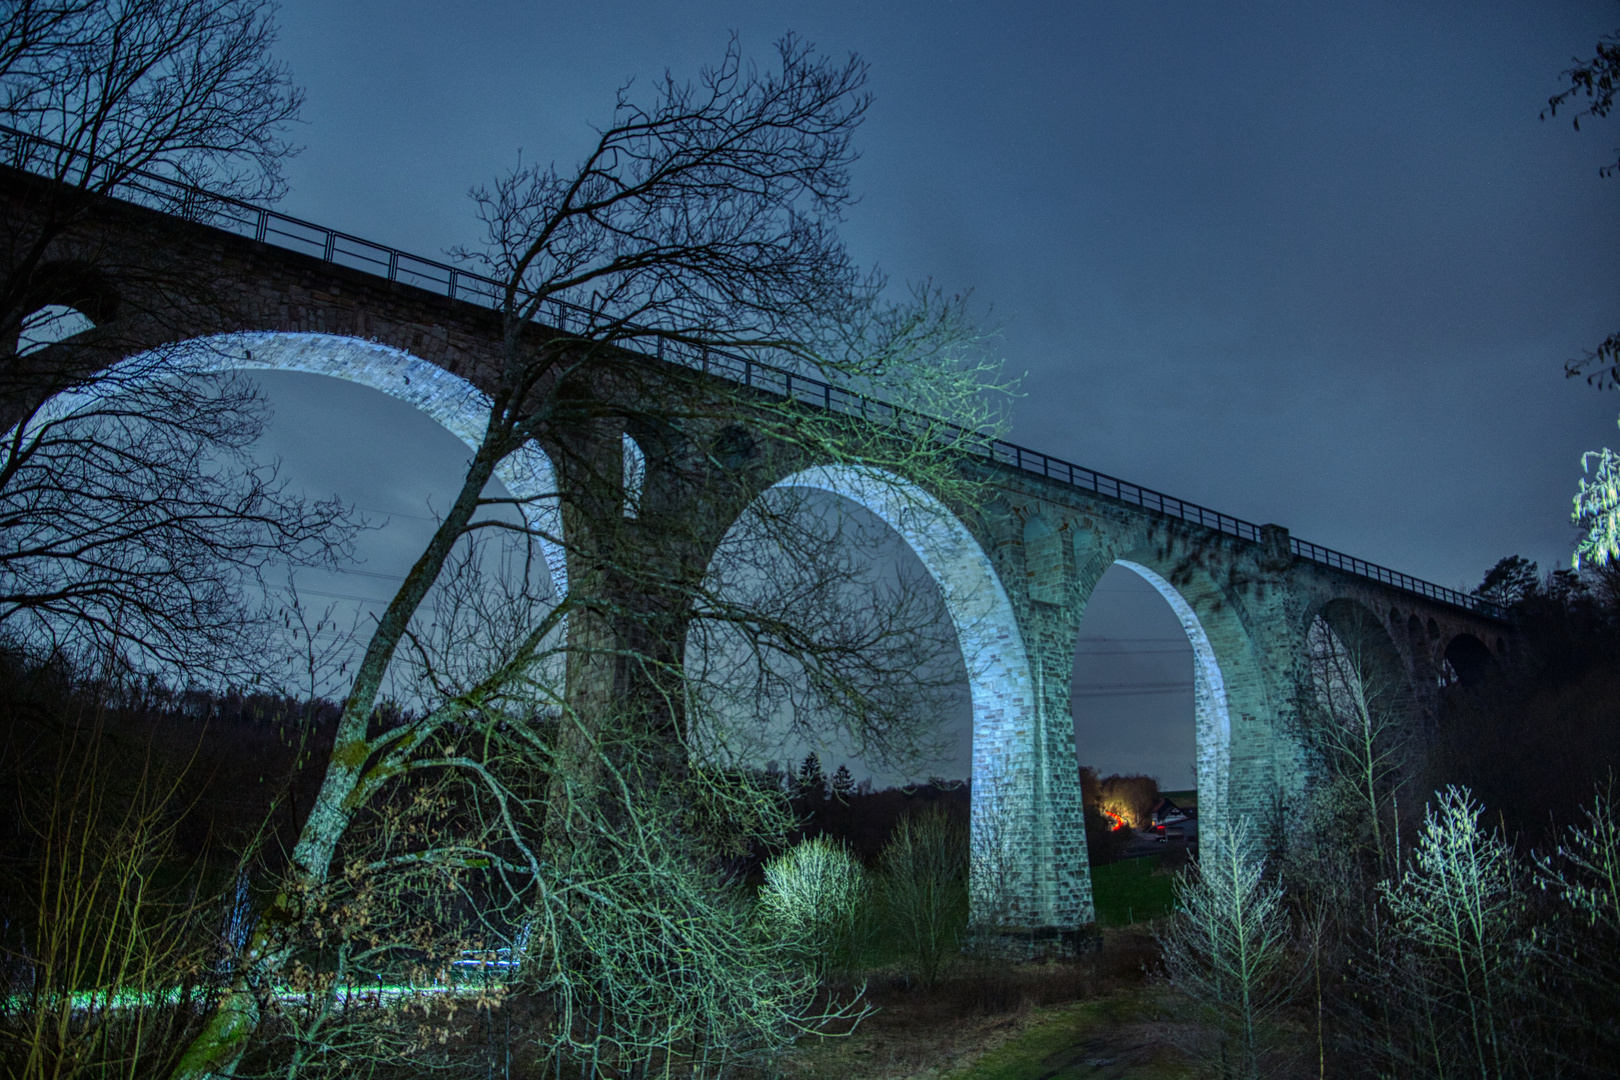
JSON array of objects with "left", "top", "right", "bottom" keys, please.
[{"left": 756, "top": 838, "right": 866, "bottom": 977}]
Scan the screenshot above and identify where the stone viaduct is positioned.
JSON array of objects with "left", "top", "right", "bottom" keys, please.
[{"left": 2, "top": 165, "right": 1512, "bottom": 949}]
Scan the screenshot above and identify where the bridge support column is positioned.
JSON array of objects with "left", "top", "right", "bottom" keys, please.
[{"left": 967, "top": 520, "right": 1093, "bottom": 958}]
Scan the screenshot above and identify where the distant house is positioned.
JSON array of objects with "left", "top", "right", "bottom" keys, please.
[{"left": 1152, "top": 796, "right": 1198, "bottom": 845}]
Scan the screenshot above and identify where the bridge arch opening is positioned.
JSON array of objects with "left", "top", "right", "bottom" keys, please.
[
  {"left": 687, "top": 464, "right": 1081, "bottom": 928},
  {"left": 1302, "top": 600, "right": 1421, "bottom": 857},
  {"left": 13, "top": 331, "right": 569, "bottom": 695},
  {"left": 621, "top": 433, "right": 646, "bottom": 518},
  {"left": 14, "top": 260, "right": 122, "bottom": 356},
  {"left": 1309, "top": 599, "right": 1408, "bottom": 701},
  {"left": 1304, "top": 600, "right": 1411, "bottom": 756},
  {"left": 1442, "top": 632, "right": 1497, "bottom": 687},
  {"left": 26, "top": 331, "right": 568, "bottom": 595},
  {"left": 1072, "top": 560, "right": 1230, "bottom": 851},
  {"left": 17, "top": 303, "right": 95, "bottom": 355}
]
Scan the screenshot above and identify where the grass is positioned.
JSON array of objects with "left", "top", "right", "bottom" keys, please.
[
  {"left": 941, "top": 990, "right": 1193, "bottom": 1080},
  {"left": 1090, "top": 855, "right": 1177, "bottom": 927},
  {"left": 777, "top": 928, "right": 1171, "bottom": 1080}
]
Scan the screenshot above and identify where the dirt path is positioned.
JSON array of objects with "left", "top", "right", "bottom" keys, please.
[{"left": 777, "top": 932, "right": 1194, "bottom": 1080}]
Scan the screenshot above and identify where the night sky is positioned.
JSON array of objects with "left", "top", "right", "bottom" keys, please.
[{"left": 241, "top": 2, "right": 1619, "bottom": 786}]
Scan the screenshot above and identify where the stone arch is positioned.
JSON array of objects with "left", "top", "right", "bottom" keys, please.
[
  {"left": 18, "top": 258, "right": 121, "bottom": 327},
  {"left": 1023, "top": 513, "right": 1066, "bottom": 605},
  {"left": 25, "top": 330, "right": 567, "bottom": 593},
  {"left": 1310, "top": 597, "right": 1410, "bottom": 698},
  {"left": 1443, "top": 632, "right": 1497, "bottom": 687},
  {"left": 14, "top": 259, "right": 123, "bottom": 355},
  {"left": 710, "top": 464, "right": 1078, "bottom": 930},
  {"left": 1106, "top": 560, "right": 1233, "bottom": 834},
  {"left": 1303, "top": 597, "right": 1421, "bottom": 766}
]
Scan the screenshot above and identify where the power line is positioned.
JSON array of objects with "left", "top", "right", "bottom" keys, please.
[
  {"left": 348, "top": 504, "right": 442, "bottom": 523},
  {"left": 1074, "top": 693, "right": 1194, "bottom": 702},
  {"left": 1073, "top": 681, "right": 1194, "bottom": 691},
  {"left": 294, "top": 587, "right": 396, "bottom": 606},
  {"left": 1074, "top": 681, "right": 1193, "bottom": 698},
  {"left": 315, "top": 566, "right": 405, "bottom": 581}
]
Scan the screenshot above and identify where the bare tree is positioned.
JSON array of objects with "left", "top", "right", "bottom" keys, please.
[
  {"left": 1545, "top": 16, "right": 1620, "bottom": 390},
  {"left": 0, "top": 0, "right": 354, "bottom": 682},
  {"left": 684, "top": 488, "right": 965, "bottom": 777},
  {"left": 0, "top": 682, "right": 236, "bottom": 1080},
  {"left": 0, "top": 0, "right": 301, "bottom": 344},
  {"left": 1536, "top": 778, "right": 1620, "bottom": 1075},
  {"left": 757, "top": 836, "right": 870, "bottom": 982},
  {"left": 1302, "top": 612, "right": 1412, "bottom": 875},
  {"left": 0, "top": 362, "right": 358, "bottom": 680},
  {"left": 878, "top": 804, "right": 968, "bottom": 988},
  {"left": 172, "top": 35, "right": 1004, "bottom": 1078},
  {"left": 1281, "top": 611, "right": 1416, "bottom": 1057},
  {"left": 0, "top": 0, "right": 302, "bottom": 385},
  {"left": 966, "top": 756, "right": 1025, "bottom": 942}
]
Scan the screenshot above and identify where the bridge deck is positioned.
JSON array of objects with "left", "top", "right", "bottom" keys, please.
[{"left": 2, "top": 124, "right": 1506, "bottom": 622}]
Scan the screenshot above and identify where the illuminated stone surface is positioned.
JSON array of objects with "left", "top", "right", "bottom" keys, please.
[
  {"left": 11, "top": 183, "right": 1514, "bottom": 946},
  {"left": 32, "top": 331, "right": 567, "bottom": 596},
  {"left": 772, "top": 465, "right": 1080, "bottom": 931}
]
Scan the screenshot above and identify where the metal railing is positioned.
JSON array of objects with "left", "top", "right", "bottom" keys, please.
[
  {"left": 988, "top": 440, "right": 1264, "bottom": 543},
  {"left": 0, "top": 125, "right": 1508, "bottom": 622},
  {"left": 1288, "top": 538, "right": 1503, "bottom": 618}
]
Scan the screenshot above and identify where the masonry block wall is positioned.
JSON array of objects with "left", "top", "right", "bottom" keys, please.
[
  {"left": 978, "top": 471, "right": 1509, "bottom": 942},
  {"left": 10, "top": 174, "right": 1515, "bottom": 945}
]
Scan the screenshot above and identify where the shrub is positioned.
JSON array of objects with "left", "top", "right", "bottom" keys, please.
[
  {"left": 0, "top": 697, "right": 231, "bottom": 1080},
  {"left": 1537, "top": 778, "right": 1620, "bottom": 1073},
  {"left": 1375, "top": 786, "right": 1539, "bottom": 1080},
  {"left": 1157, "top": 816, "right": 1296, "bottom": 1080},
  {"left": 756, "top": 837, "right": 866, "bottom": 979},
  {"left": 878, "top": 805, "right": 968, "bottom": 987}
]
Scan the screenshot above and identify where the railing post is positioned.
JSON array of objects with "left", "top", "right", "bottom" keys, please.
[
  {"left": 387, "top": 251, "right": 399, "bottom": 282},
  {"left": 322, "top": 231, "right": 335, "bottom": 262},
  {"left": 255, "top": 208, "right": 268, "bottom": 243},
  {"left": 1259, "top": 524, "right": 1292, "bottom": 572}
]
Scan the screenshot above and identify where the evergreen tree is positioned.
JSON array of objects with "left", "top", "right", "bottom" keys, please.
[
  {"left": 831, "top": 763, "right": 855, "bottom": 802},
  {"left": 798, "top": 753, "right": 826, "bottom": 799},
  {"left": 1474, "top": 555, "right": 1539, "bottom": 606}
]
